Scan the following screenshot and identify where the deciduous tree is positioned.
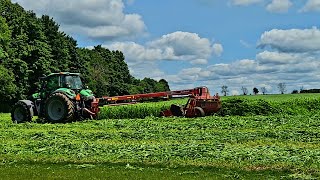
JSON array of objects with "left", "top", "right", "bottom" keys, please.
[
  {"left": 278, "top": 83, "right": 286, "bottom": 94},
  {"left": 221, "top": 85, "right": 228, "bottom": 96},
  {"left": 253, "top": 87, "right": 259, "bottom": 95},
  {"left": 261, "top": 87, "right": 267, "bottom": 95},
  {"left": 241, "top": 87, "right": 248, "bottom": 95}
]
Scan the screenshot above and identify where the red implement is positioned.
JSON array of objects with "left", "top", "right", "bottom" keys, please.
[{"left": 93, "top": 86, "right": 221, "bottom": 118}]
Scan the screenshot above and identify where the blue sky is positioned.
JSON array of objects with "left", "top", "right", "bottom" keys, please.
[{"left": 13, "top": 0, "right": 320, "bottom": 95}]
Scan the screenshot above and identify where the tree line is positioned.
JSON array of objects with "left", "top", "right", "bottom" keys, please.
[
  {"left": 0, "top": 0, "right": 170, "bottom": 111},
  {"left": 221, "top": 83, "right": 287, "bottom": 96},
  {"left": 221, "top": 83, "right": 320, "bottom": 95}
]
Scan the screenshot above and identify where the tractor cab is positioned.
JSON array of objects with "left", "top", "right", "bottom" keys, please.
[
  {"left": 39, "top": 72, "right": 84, "bottom": 99},
  {"left": 41, "top": 72, "right": 84, "bottom": 90}
]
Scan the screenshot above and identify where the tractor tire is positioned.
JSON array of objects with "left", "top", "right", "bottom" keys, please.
[
  {"left": 11, "top": 101, "right": 34, "bottom": 123},
  {"left": 194, "top": 107, "right": 205, "bottom": 117},
  {"left": 45, "top": 92, "right": 75, "bottom": 123}
]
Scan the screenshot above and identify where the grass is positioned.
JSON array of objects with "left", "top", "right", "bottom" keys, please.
[
  {"left": 99, "top": 93, "right": 320, "bottom": 119},
  {"left": 1, "top": 93, "right": 320, "bottom": 179},
  {"left": 222, "top": 93, "right": 320, "bottom": 101},
  {"left": 0, "top": 163, "right": 293, "bottom": 180},
  {"left": 99, "top": 98, "right": 189, "bottom": 119}
]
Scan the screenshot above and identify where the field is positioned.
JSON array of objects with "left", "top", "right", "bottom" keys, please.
[{"left": 1, "top": 94, "right": 320, "bottom": 179}]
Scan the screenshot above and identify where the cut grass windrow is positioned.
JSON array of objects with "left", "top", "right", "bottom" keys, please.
[{"left": 1, "top": 112, "right": 320, "bottom": 178}]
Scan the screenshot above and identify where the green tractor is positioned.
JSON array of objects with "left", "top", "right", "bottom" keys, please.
[{"left": 11, "top": 72, "right": 99, "bottom": 123}]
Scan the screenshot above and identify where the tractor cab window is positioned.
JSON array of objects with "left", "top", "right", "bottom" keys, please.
[
  {"left": 64, "top": 75, "right": 83, "bottom": 89},
  {"left": 46, "top": 75, "right": 60, "bottom": 90}
]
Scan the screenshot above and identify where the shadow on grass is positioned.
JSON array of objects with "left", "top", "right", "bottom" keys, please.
[{"left": 0, "top": 161, "right": 312, "bottom": 180}]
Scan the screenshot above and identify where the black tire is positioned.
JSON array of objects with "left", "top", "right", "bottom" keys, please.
[
  {"left": 170, "top": 104, "right": 184, "bottom": 116},
  {"left": 11, "top": 101, "right": 33, "bottom": 123},
  {"left": 45, "top": 92, "right": 75, "bottom": 123},
  {"left": 194, "top": 107, "right": 205, "bottom": 117}
]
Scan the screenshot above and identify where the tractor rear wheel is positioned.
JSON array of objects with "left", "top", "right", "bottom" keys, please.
[
  {"left": 45, "top": 92, "right": 75, "bottom": 123},
  {"left": 194, "top": 107, "right": 205, "bottom": 117},
  {"left": 11, "top": 101, "right": 33, "bottom": 123}
]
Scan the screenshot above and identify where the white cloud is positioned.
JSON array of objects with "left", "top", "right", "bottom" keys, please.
[
  {"left": 173, "top": 68, "right": 202, "bottom": 81},
  {"left": 106, "top": 42, "right": 163, "bottom": 61},
  {"left": 240, "top": 40, "right": 252, "bottom": 48},
  {"left": 207, "top": 59, "right": 275, "bottom": 77},
  {"left": 258, "top": 27, "right": 320, "bottom": 52},
  {"left": 180, "top": 68, "right": 202, "bottom": 75},
  {"left": 148, "top": 31, "right": 214, "bottom": 60},
  {"left": 231, "top": 90, "right": 240, "bottom": 96},
  {"left": 300, "top": 0, "right": 320, "bottom": 12},
  {"left": 212, "top": 43, "right": 224, "bottom": 56},
  {"left": 105, "top": 31, "right": 218, "bottom": 63},
  {"left": 191, "top": 59, "right": 208, "bottom": 65},
  {"left": 102, "top": 31, "right": 221, "bottom": 80},
  {"left": 125, "top": 61, "right": 166, "bottom": 80},
  {"left": 126, "top": 0, "right": 135, "bottom": 5},
  {"left": 230, "top": 0, "right": 263, "bottom": 6},
  {"left": 256, "top": 51, "right": 301, "bottom": 65},
  {"left": 12, "top": 0, "right": 146, "bottom": 40},
  {"left": 266, "top": 0, "right": 292, "bottom": 13}
]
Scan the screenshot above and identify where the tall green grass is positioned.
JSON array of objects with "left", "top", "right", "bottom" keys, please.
[
  {"left": 99, "top": 94, "right": 320, "bottom": 119},
  {"left": 99, "top": 98, "right": 188, "bottom": 119},
  {"left": 221, "top": 97, "right": 320, "bottom": 116}
]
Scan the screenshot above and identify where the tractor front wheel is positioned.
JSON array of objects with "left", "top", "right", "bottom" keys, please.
[
  {"left": 11, "top": 101, "right": 34, "bottom": 123},
  {"left": 45, "top": 92, "right": 75, "bottom": 123}
]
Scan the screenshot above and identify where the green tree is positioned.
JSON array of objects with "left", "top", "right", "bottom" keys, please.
[
  {"left": 78, "top": 47, "right": 111, "bottom": 97},
  {"left": 0, "top": 16, "right": 11, "bottom": 60},
  {"left": 0, "top": 65, "right": 17, "bottom": 102},
  {"left": 253, "top": 87, "right": 259, "bottom": 95},
  {"left": 3, "top": 58, "right": 29, "bottom": 99},
  {"left": 155, "top": 79, "right": 170, "bottom": 92}
]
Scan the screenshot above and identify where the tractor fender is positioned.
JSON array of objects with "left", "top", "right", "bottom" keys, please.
[
  {"left": 18, "top": 100, "right": 35, "bottom": 117},
  {"left": 52, "top": 90, "right": 75, "bottom": 100}
]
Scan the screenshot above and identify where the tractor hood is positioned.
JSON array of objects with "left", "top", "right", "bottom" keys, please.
[
  {"left": 49, "top": 88, "right": 95, "bottom": 100},
  {"left": 80, "top": 89, "right": 95, "bottom": 100}
]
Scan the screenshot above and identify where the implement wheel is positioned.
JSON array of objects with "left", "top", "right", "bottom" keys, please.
[
  {"left": 194, "top": 107, "right": 205, "bottom": 117},
  {"left": 45, "top": 92, "right": 75, "bottom": 123},
  {"left": 11, "top": 101, "right": 33, "bottom": 123}
]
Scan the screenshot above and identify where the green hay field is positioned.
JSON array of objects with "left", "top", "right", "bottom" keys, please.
[{"left": 1, "top": 94, "right": 320, "bottom": 179}]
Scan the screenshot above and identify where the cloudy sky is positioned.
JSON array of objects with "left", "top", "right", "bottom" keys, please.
[{"left": 12, "top": 0, "right": 320, "bottom": 95}]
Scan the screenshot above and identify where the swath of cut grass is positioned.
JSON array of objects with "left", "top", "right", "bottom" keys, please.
[{"left": 1, "top": 111, "right": 320, "bottom": 178}]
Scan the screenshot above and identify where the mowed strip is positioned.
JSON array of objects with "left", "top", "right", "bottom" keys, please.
[{"left": 1, "top": 111, "right": 320, "bottom": 176}]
